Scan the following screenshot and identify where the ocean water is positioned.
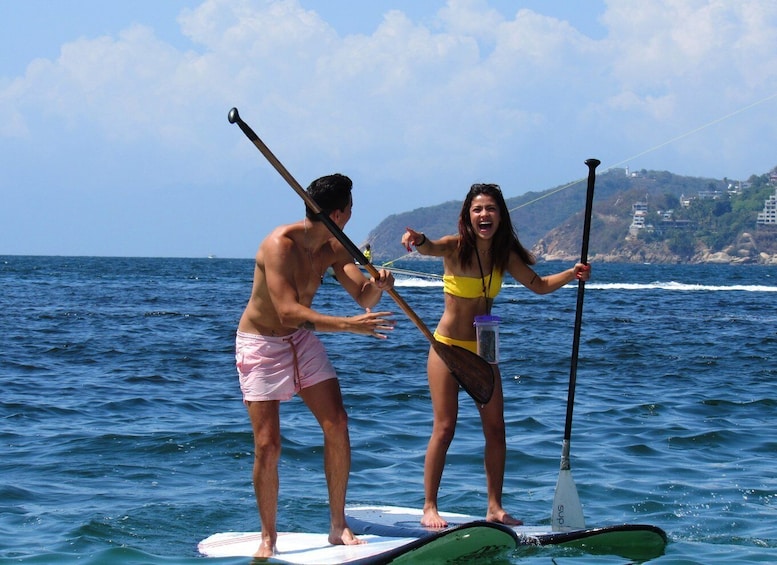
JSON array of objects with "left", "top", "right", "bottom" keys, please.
[{"left": 1, "top": 255, "right": 776, "bottom": 564}]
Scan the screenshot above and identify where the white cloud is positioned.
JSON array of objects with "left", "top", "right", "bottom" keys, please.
[
  {"left": 603, "top": 1, "right": 777, "bottom": 90},
  {"left": 2, "top": 0, "right": 777, "bottom": 256}
]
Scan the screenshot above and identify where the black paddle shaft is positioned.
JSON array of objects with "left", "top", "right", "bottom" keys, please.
[
  {"left": 227, "top": 107, "right": 431, "bottom": 334},
  {"left": 563, "top": 158, "right": 599, "bottom": 441},
  {"left": 228, "top": 108, "right": 370, "bottom": 266}
]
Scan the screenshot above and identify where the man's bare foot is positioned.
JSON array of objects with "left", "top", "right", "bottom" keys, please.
[
  {"left": 486, "top": 509, "right": 523, "bottom": 526},
  {"left": 421, "top": 508, "right": 449, "bottom": 529},
  {"left": 252, "top": 538, "right": 276, "bottom": 559},
  {"left": 329, "top": 526, "right": 365, "bottom": 546}
]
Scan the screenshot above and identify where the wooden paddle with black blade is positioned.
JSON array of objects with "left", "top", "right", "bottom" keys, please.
[
  {"left": 551, "top": 158, "right": 599, "bottom": 531},
  {"left": 227, "top": 107, "right": 495, "bottom": 405}
]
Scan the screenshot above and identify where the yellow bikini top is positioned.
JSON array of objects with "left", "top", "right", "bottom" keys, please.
[{"left": 442, "top": 268, "right": 503, "bottom": 299}]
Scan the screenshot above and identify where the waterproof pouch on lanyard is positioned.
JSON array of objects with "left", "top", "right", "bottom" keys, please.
[{"left": 474, "top": 315, "right": 501, "bottom": 364}]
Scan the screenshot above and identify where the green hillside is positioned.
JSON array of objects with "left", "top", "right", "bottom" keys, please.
[{"left": 363, "top": 166, "right": 777, "bottom": 264}]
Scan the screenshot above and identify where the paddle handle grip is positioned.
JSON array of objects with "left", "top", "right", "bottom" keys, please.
[{"left": 580, "top": 159, "right": 600, "bottom": 265}]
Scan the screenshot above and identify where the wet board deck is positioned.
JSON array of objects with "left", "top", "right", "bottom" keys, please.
[
  {"left": 198, "top": 521, "right": 518, "bottom": 564},
  {"left": 346, "top": 505, "right": 668, "bottom": 561}
]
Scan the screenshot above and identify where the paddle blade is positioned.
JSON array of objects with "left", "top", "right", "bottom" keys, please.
[
  {"left": 552, "top": 469, "right": 585, "bottom": 531},
  {"left": 432, "top": 342, "right": 495, "bottom": 404}
]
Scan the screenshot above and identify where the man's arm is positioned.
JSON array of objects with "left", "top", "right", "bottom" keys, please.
[
  {"left": 266, "top": 236, "right": 394, "bottom": 336},
  {"left": 333, "top": 260, "right": 394, "bottom": 310}
]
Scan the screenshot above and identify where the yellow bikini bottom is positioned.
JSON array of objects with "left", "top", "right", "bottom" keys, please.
[{"left": 433, "top": 331, "right": 478, "bottom": 354}]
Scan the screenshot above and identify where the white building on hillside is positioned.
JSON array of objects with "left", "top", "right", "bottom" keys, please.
[
  {"left": 756, "top": 188, "right": 777, "bottom": 226},
  {"left": 628, "top": 200, "right": 649, "bottom": 239}
]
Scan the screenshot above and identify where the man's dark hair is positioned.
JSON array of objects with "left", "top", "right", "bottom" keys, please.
[{"left": 306, "top": 174, "right": 353, "bottom": 220}]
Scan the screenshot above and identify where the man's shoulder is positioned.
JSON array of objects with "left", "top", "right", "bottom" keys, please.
[{"left": 263, "top": 223, "right": 301, "bottom": 247}]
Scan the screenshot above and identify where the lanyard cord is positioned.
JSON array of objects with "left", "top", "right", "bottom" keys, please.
[{"left": 475, "top": 250, "right": 493, "bottom": 314}]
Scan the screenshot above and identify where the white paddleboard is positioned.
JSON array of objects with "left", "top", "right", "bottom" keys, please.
[
  {"left": 198, "top": 521, "right": 518, "bottom": 563},
  {"left": 346, "top": 505, "right": 668, "bottom": 561}
]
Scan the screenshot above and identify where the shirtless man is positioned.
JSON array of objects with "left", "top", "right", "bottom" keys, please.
[{"left": 235, "top": 173, "right": 395, "bottom": 558}]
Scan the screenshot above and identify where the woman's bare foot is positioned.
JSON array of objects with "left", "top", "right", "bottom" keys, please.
[
  {"left": 253, "top": 538, "right": 276, "bottom": 559},
  {"left": 486, "top": 508, "right": 523, "bottom": 526},
  {"left": 421, "top": 507, "right": 449, "bottom": 529},
  {"left": 329, "top": 526, "right": 365, "bottom": 546}
]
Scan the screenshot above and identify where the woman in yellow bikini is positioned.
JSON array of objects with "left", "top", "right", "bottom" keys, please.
[{"left": 401, "top": 183, "right": 591, "bottom": 529}]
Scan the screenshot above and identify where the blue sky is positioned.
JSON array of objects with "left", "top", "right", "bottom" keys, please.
[{"left": 2, "top": 0, "right": 777, "bottom": 258}]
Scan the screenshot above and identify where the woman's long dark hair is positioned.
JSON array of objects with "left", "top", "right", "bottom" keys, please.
[{"left": 457, "top": 183, "right": 535, "bottom": 272}]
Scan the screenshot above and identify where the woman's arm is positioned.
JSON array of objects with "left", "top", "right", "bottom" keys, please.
[
  {"left": 401, "top": 228, "right": 457, "bottom": 257},
  {"left": 510, "top": 257, "right": 591, "bottom": 295}
]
